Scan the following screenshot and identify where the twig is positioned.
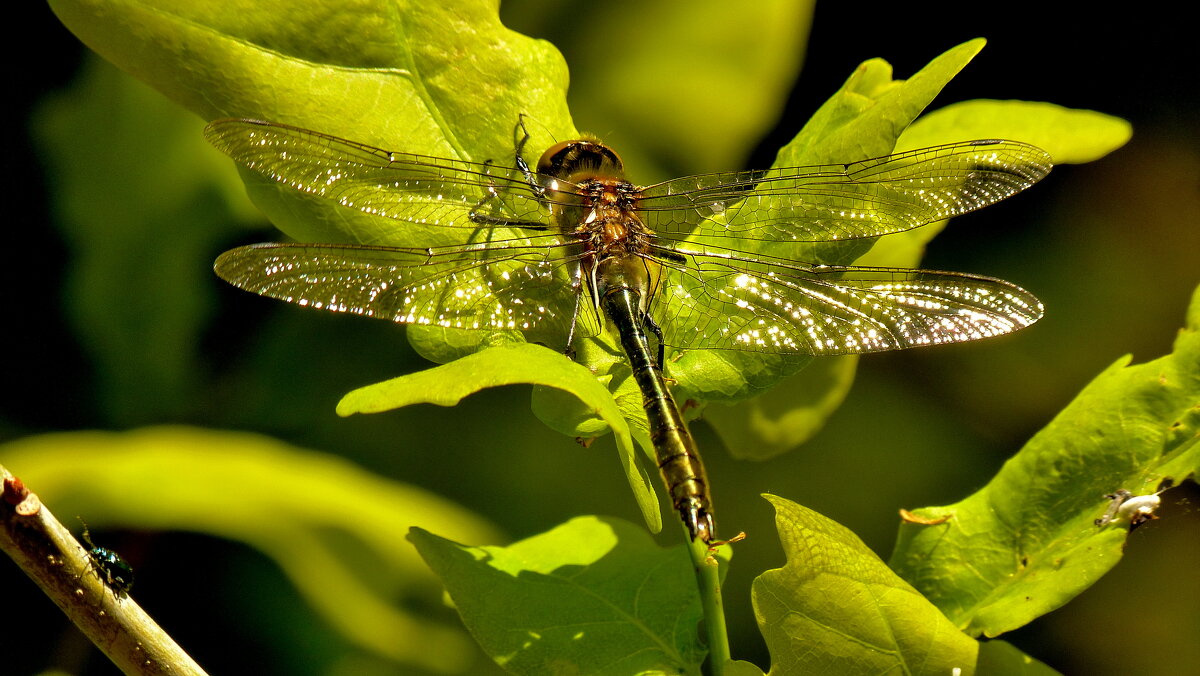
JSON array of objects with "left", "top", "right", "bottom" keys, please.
[
  {"left": 685, "top": 530, "right": 734, "bottom": 676},
  {"left": 0, "top": 464, "right": 207, "bottom": 676}
]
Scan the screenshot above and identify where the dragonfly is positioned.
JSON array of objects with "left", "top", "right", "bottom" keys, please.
[{"left": 207, "top": 118, "right": 1052, "bottom": 544}]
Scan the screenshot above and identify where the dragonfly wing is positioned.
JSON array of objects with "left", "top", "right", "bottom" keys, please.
[
  {"left": 215, "top": 240, "right": 580, "bottom": 338},
  {"left": 638, "top": 140, "right": 1052, "bottom": 243},
  {"left": 653, "top": 247, "right": 1043, "bottom": 355},
  {"left": 205, "top": 119, "right": 550, "bottom": 229}
]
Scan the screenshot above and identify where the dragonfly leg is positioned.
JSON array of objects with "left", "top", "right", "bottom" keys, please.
[
  {"left": 643, "top": 313, "right": 666, "bottom": 368},
  {"left": 704, "top": 531, "right": 747, "bottom": 564},
  {"left": 513, "top": 115, "right": 540, "bottom": 191},
  {"left": 562, "top": 282, "right": 583, "bottom": 361},
  {"left": 468, "top": 117, "right": 548, "bottom": 227},
  {"left": 467, "top": 158, "right": 549, "bottom": 228}
]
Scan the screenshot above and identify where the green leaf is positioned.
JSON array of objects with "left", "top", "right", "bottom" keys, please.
[
  {"left": 0, "top": 426, "right": 498, "bottom": 672},
  {"left": 897, "top": 99, "right": 1132, "bottom": 163},
  {"left": 725, "top": 661, "right": 769, "bottom": 676},
  {"left": 753, "top": 495, "right": 979, "bottom": 675},
  {"left": 777, "top": 38, "right": 986, "bottom": 169},
  {"left": 889, "top": 284, "right": 1200, "bottom": 637},
  {"left": 692, "top": 39, "right": 989, "bottom": 454},
  {"left": 337, "top": 343, "right": 662, "bottom": 534},
  {"left": 409, "top": 516, "right": 707, "bottom": 675},
  {"left": 701, "top": 47, "right": 1135, "bottom": 457},
  {"left": 976, "top": 641, "right": 1060, "bottom": 675},
  {"left": 48, "top": 0, "right": 575, "bottom": 166},
  {"left": 868, "top": 100, "right": 1130, "bottom": 270},
  {"left": 49, "top": 0, "right": 577, "bottom": 316}
]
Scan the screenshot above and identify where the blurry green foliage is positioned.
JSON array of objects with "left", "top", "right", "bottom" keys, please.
[
  {"left": 33, "top": 57, "right": 256, "bottom": 425},
  {"left": 1, "top": 426, "right": 498, "bottom": 672},
  {"left": 505, "top": 0, "right": 814, "bottom": 181}
]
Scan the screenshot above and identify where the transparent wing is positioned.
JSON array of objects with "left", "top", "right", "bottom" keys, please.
[
  {"left": 637, "top": 140, "right": 1052, "bottom": 243},
  {"left": 652, "top": 244, "right": 1043, "bottom": 355},
  {"left": 205, "top": 119, "right": 554, "bottom": 229},
  {"left": 215, "top": 239, "right": 582, "bottom": 338}
]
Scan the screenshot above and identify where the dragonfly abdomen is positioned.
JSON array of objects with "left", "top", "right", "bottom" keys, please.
[{"left": 601, "top": 286, "right": 716, "bottom": 544}]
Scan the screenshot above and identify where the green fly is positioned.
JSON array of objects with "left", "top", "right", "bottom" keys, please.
[
  {"left": 79, "top": 519, "right": 134, "bottom": 597},
  {"left": 207, "top": 119, "right": 1051, "bottom": 543}
]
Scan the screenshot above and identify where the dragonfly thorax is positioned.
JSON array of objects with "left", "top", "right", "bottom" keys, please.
[
  {"left": 537, "top": 137, "right": 638, "bottom": 241},
  {"left": 576, "top": 180, "right": 647, "bottom": 245},
  {"left": 535, "top": 138, "right": 659, "bottom": 314}
]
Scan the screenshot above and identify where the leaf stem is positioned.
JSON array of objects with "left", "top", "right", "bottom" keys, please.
[
  {"left": 0, "top": 464, "right": 208, "bottom": 676},
  {"left": 686, "top": 531, "right": 733, "bottom": 676}
]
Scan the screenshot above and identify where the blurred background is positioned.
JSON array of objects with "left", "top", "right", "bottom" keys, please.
[{"left": 6, "top": 1, "right": 1198, "bottom": 674}]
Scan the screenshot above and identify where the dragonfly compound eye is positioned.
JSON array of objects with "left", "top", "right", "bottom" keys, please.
[{"left": 538, "top": 139, "right": 624, "bottom": 180}]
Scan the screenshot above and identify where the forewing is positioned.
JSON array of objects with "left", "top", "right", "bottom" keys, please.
[
  {"left": 215, "top": 240, "right": 579, "bottom": 338},
  {"left": 205, "top": 119, "right": 550, "bottom": 229},
  {"left": 653, "top": 246, "right": 1043, "bottom": 355},
  {"left": 638, "top": 140, "right": 1052, "bottom": 243}
]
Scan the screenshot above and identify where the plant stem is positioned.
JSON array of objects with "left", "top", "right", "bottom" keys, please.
[
  {"left": 0, "top": 464, "right": 208, "bottom": 676},
  {"left": 686, "top": 531, "right": 733, "bottom": 676}
]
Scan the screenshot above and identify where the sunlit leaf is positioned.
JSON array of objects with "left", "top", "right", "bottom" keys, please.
[
  {"left": 753, "top": 495, "right": 979, "bottom": 675},
  {"left": 897, "top": 99, "right": 1132, "bottom": 163},
  {"left": 777, "top": 39, "right": 986, "bottom": 170},
  {"left": 697, "top": 38, "right": 985, "bottom": 452},
  {"left": 47, "top": 0, "right": 575, "bottom": 169},
  {"left": 338, "top": 343, "right": 662, "bottom": 534},
  {"left": 725, "top": 660, "right": 769, "bottom": 676},
  {"left": 703, "top": 356, "right": 857, "bottom": 460},
  {"left": 410, "top": 516, "right": 706, "bottom": 675},
  {"left": 890, "top": 284, "right": 1200, "bottom": 637}
]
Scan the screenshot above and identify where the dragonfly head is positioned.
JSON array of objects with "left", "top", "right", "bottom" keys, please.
[{"left": 537, "top": 136, "right": 625, "bottom": 182}]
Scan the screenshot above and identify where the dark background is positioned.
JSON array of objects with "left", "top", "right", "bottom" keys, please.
[{"left": 6, "top": 1, "right": 1198, "bottom": 674}]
